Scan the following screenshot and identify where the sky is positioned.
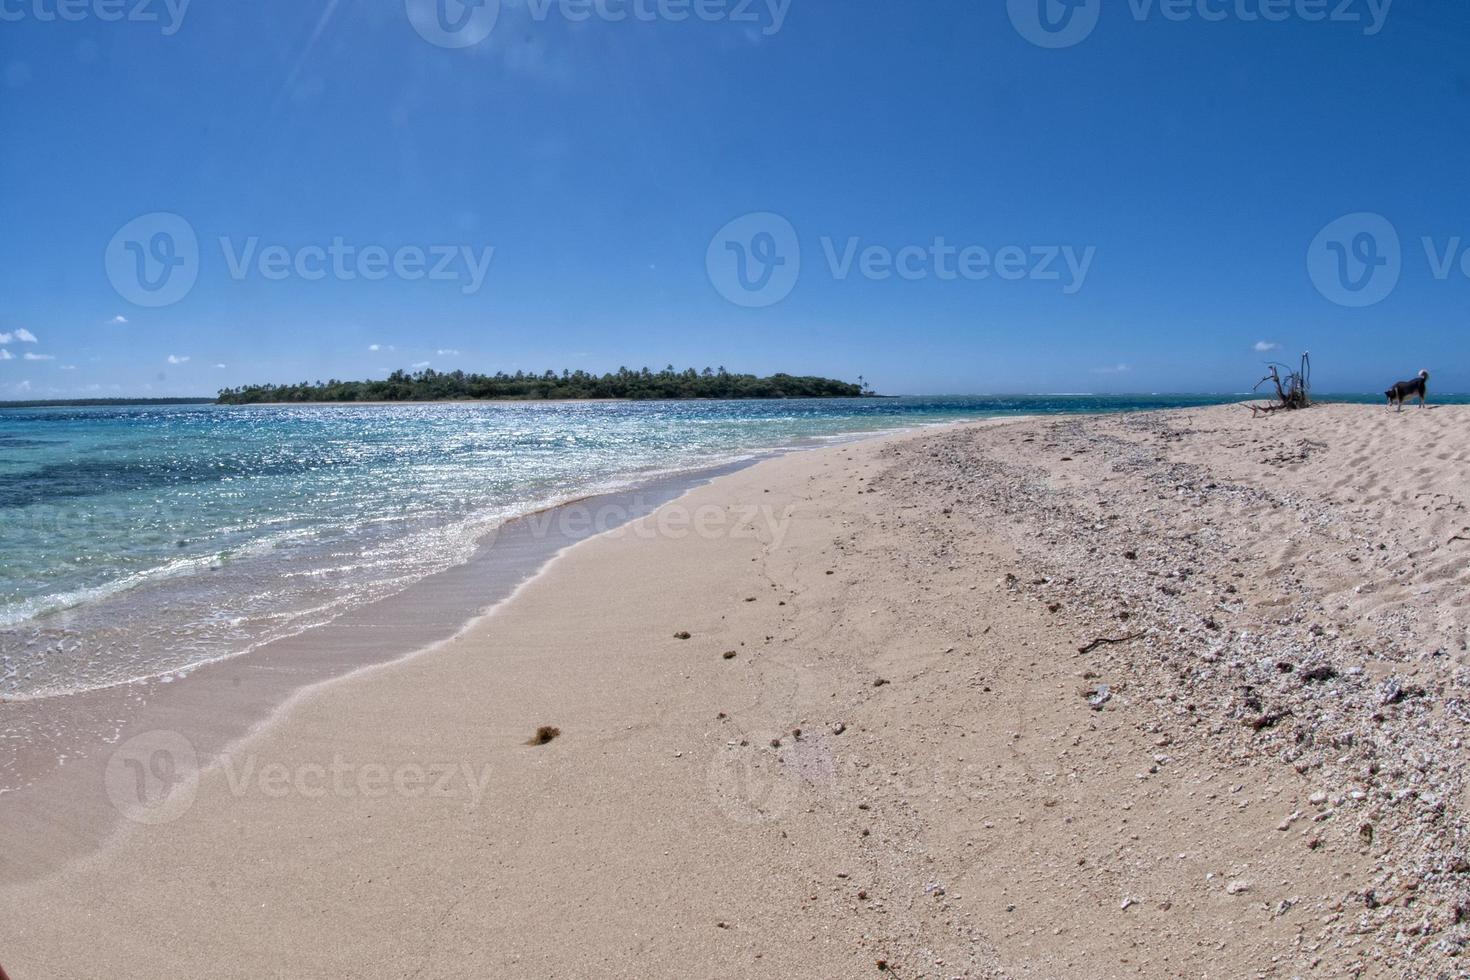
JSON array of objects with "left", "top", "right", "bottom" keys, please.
[{"left": 2, "top": 0, "right": 1469, "bottom": 398}]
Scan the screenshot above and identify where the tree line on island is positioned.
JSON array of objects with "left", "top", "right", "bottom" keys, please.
[{"left": 216, "top": 366, "right": 871, "bottom": 404}]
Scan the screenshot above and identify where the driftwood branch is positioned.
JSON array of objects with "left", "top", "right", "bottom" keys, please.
[
  {"left": 1249, "top": 351, "right": 1313, "bottom": 417},
  {"left": 1077, "top": 633, "right": 1144, "bottom": 654}
]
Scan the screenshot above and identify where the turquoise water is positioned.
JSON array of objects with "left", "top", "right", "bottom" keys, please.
[{"left": 0, "top": 394, "right": 1396, "bottom": 698}]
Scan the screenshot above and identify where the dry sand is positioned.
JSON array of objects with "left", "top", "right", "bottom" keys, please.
[{"left": 3, "top": 404, "right": 1468, "bottom": 978}]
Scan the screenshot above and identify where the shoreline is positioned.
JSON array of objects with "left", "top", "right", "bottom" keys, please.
[
  {"left": 0, "top": 419, "right": 959, "bottom": 883},
  {"left": 0, "top": 451, "right": 783, "bottom": 878},
  {"left": 4, "top": 405, "right": 1468, "bottom": 977},
  {"left": 2, "top": 419, "right": 956, "bottom": 706}
]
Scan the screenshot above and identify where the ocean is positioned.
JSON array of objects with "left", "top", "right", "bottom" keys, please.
[{"left": 0, "top": 393, "right": 1426, "bottom": 702}]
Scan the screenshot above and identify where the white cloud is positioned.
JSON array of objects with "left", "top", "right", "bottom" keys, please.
[
  {"left": 60, "top": 364, "right": 77, "bottom": 371},
  {"left": 108, "top": 315, "right": 129, "bottom": 326},
  {"left": 368, "top": 344, "right": 396, "bottom": 352},
  {"left": 411, "top": 361, "right": 431, "bottom": 369},
  {"left": 1091, "top": 363, "right": 1131, "bottom": 375},
  {"left": 0, "top": 349, "right": 12, "bottom": 360},
  {"left": 0, "top": 329, "right": 37, "bottom": 344},
  {"left": 1254, "top": 341, "right": 1280, "bottom": 353},
  {"left": 167, "top": 354, "right": 190, "bottom": 364},
  {"left": 214, "top": 363, "right": 228, "bottom": 369},
  {"left": 436, "top": 348, "right": 460, "bottom": 356},
  {"left": 23, "top": 352, "right": 54, "bottom": 361}
]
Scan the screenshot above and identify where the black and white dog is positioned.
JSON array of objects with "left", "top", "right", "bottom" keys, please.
[{"left": 1385, "top": 370, "right": 1429, "bottom": 411}]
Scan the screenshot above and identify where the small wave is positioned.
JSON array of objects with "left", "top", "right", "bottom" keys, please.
[{"left": 0, "top": 526, "right": 316, "bottom": 629}]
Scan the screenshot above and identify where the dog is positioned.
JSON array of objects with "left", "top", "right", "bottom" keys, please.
[{"left": 1385, "top": 370, "right": 1429, "bottom": 411}]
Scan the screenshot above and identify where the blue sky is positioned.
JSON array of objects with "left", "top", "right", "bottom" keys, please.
[{"left": 2, "top": 0, "right": 1469, "bottom": 397}]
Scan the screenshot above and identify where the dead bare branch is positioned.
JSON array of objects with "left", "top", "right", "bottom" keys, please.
[
  {"left": 1077, "top": 633, "right": 1144, "bottom": 654},
  {"left": 1249, "top": 351, "right": 1312, "bottom": 416}
]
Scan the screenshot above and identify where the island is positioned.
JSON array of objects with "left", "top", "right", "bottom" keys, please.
[{"left": 217, "top": 367, "right": 870, "bottom": 404}]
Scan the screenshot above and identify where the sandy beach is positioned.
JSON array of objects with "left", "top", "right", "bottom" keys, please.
[{"left": 4, "top": 403, "right": 1469, "bottom": 978}]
